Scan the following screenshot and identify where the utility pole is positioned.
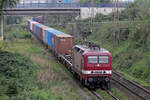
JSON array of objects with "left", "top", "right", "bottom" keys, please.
[
  {"left": 90, "top": 0, "right": 94, "bottom": 33},
  {"left": 114, "top": 0, "right": 120, "bottom": 43},
  {"left": 0, "top": 12, "right": 4, "bottom": 41}
]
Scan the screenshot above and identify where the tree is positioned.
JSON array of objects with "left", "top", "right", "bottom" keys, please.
[
  {"left": 80, "top": 27, "right": 92, "bottom": 41},
  {"left": 0, "top": 0, "right": 19, "bottom": 12},
  {"left": 0, "top": 0, "right": 19, "bottom": 40}
]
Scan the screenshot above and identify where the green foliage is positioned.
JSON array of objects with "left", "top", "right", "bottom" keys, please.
[
  {"left": 110, "top": 88, "right": 128, "bottom": 100},
  {"left": 5, "top": 25, "right": 32, "bottom": 40},
  {"left": 24, "top": 88, "right": 58, "bottom": 100},
  {"left": 0, "top": 51, "right": 38, "bottom": 98},
  {"left": 95, "top": 13, "right": 113, "bottom": 22},
  {"left": 120, "top": 0, "right": 150, "bottom": 21},
  {"left": 2, "top": 24, "right": 90, "bottom": 100},
  {"left": 86, "top": 0, "right": 150, "bottom": 86},
  {"left": 6, "top": 16, "right": 23, "bottom": 25},
  {"left": 0, "top": 0, "right": 19, "bottom": 17},
  {"left": 80, "top": 27, "right": 92, "bottom": 39},
  {"left": 0, "top": 0, "right": 19, "bottom": 9},
  {"left": 0, "top": 41, "right": 4, "bottom": 50}
]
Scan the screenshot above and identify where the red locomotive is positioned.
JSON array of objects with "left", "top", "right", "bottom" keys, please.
[
  {"left": 28, "top": 19, "right": 112, "bottom": 89},
  {"left": 72, "top": 45, "right": 112, "bottom": 89}
]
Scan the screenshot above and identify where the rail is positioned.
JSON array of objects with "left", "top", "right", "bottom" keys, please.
[
  {"left": 112, "top": 71, "right": 150, "bottom": 100},
  {"left": 61, "top": 55, "right": 121, "bottom": 100},
  {"left": 107, "top": 91, "right": 120, "bottom": 100},
  {"left": 91, "top": 91, "right": 105, "bottom": 100}
]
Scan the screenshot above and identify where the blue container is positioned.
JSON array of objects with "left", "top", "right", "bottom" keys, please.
[
  {"left": 45, "top": 30, "right": 48, "bottom": 45},
  {"left": 47, "top": 30, "right": 52, "bottom": 48},
  {"left": 44, "top": 27, "right": 65, "bottom": 50},
  {"left": 51, "top": 30, "right": 65, "bottom": 50},
  {"left": 35, "top": 24, "right": 39, "bottom": 36}
]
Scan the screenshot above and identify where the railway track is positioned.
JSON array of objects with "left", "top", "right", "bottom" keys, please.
[
  {"left": 90, "top": 90, "right": 120, "bottom": 100},
  {"left": 90, "top": 91, "right": 105, "bottom": 100},
  {"left": 107, "top": 90, "right": 120, "bottom": 100},
  {"left": 112, "top": 71, "right": 150, "bottom": 100}
]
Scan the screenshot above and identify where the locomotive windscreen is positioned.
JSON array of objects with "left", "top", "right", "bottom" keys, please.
[
  {"left": 99, "top": 56, "right": 109, "bottom": 64},
  {"left": 88, "top": 56, "right": 98, "bottom": 64},
  {"left": 88, "top": 56, "right": 109, "bottom": 64}
]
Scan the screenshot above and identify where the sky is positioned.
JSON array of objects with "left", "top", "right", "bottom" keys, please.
[
  {"left": 119, "top": 0, "right": 134, "bottom": 1},
  {"left": 19, "top": 0, "right": 135, "bottom": 4}
]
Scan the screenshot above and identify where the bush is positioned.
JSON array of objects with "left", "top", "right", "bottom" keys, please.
[{"left": 0, "top": 51, "right": 37, "bottom": 98}]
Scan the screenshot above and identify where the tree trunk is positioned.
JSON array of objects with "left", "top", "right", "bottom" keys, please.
[{"left": 0, "top": 15, "right": 4, "bottom": 40}]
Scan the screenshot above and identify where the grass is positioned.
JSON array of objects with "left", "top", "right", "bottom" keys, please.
[
  {"left": 1, "top": 25, "right": 95, "bottom": 100},
  {"left": 110, "top": 88, "right": 128, "bottom": 100},
  {"left": 96, "top": 88, "right": 128, "bottom": 100},
  {"left": 117, "top": 70, "right": 150, "bottom": 87},
  {"left": 87, "top": 22, "right": 150, "bottom": 87}
]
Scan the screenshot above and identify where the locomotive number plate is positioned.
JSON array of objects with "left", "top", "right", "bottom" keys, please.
[{"left": 92, "top": 71, "right": 104, "bottom": 74}]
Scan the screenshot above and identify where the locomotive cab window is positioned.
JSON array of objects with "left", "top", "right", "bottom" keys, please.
[
  {"left": 99, "top": 56, "right": 109, "bottom": 64},
  {"left": 88, "top": 56, "right": 109, "bottom": 64},
  {"left": 73, "top": 47, "right": 80, "bottom": 52},
  {"left": 88, "top": 56, "right": 98, "bottom": 63}
]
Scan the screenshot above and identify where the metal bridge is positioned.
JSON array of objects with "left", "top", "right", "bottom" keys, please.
[
  {"left": 3, "top": 2, "right": 131, "bottom": 16},
  {"left": 3, "top": 3, "right": 80, "bottom": 16}
]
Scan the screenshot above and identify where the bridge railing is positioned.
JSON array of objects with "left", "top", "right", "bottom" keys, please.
[
  {"left": 7, "top": 2, "right": 133, "bottom": 9},
  {"left": 7, "top": 3, "right": 80, "bottom": 9}
]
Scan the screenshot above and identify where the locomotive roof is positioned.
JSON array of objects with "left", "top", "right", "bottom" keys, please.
[{"left": 75, "top": 45, "right": 110, "bottom": 54}]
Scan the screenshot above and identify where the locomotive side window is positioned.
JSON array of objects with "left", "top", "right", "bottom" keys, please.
[
  {"left": 99, "top": 56, "right": 109, "bottom": 64},
  {"left": 88, "top": 56, "right": 98, "bottom": 63},
  {"left": 74, "top": 47, "right": 80, "bottom": 52}
]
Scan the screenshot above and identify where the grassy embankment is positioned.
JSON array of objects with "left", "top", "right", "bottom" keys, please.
[
  {"left": 46, "top": 18, "right": 150, "bottom": 87},
  {"left": 88, "top": 21, "right": 150, "bottom": 87},
  {"left": 0, "top": 24, "right": 128, "bottom": 100},
  {"left": 0, "top": 25, "right": 99, "bottom": 100}
]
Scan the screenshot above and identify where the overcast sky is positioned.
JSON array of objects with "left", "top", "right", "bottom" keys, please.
[
  {"left": 119, "top": 0, "right": 134, "bottom": 1},
  {"left": 19, "top": 0, "right": 135, "bottom": 4}
]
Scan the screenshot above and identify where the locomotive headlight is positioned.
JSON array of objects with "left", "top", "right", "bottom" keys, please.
[
  {"left": 105, "top": 70, "right": 112, "bottom": 74},
  {"left": 88, "top": 78, "right": 93, "bottom": 82}
]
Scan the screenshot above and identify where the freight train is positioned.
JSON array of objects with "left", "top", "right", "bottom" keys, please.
[{"left": 27, "top": 20, "right": 112, "bottom": 89}]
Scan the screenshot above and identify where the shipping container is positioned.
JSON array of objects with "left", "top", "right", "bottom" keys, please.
[
  {"left": 42, "top": 26, "right": 49, "bottom": 44},
  {"left": 29, "top": 20, "right": 74, "bottom": 56},
  {"left": 47, "top": 30, "right": 52, "bottom": 49},
  {"left": 55, "top": 34, "right": 74, "bottom": 56},
  {"left": 38, "top": 24, "right": 44, "bottom": 41},
  {"left": 45, "top": 28, "right": 64, "bottom": 50},
  {"left": 51, "top": 30, "right": 64, "bottom": 51},
  {"left": 30, "top": 21, "right": 38, "bottom": 33},
  {"left": 35, "top": 24, "right": 39, "bottom": 36},
  {"left": 45, "top": 30, "right": 49, "bottom": 45}
]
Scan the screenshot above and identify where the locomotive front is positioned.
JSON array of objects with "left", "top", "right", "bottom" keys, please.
[
  {"left": 72, "top": 45, "right": 112, "bottom": 89},
  {"left": 83, "top": 50, "right": 112, "bottom": 89}
]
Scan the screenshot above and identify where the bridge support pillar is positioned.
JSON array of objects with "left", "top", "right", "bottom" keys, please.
[{"left": 0, "top": 15, "right": 4, "bottom": 41}]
